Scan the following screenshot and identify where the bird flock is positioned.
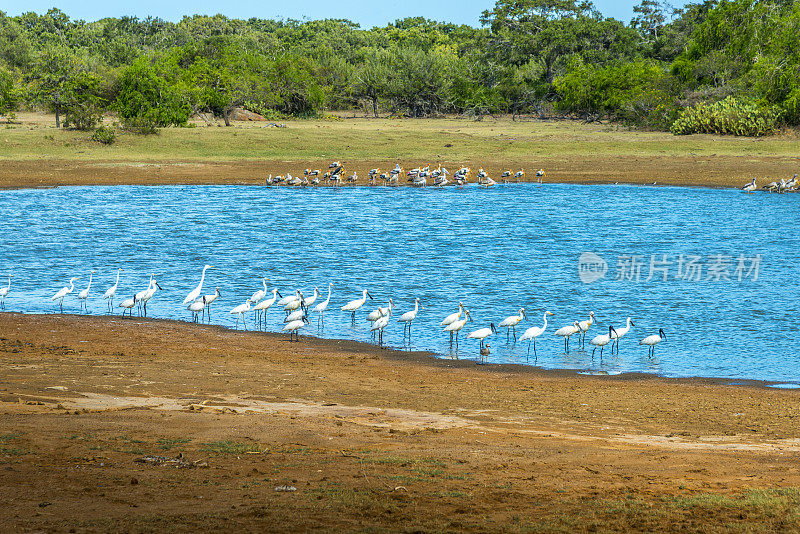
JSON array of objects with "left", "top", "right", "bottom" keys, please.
[
  {"left": 266, "top": 161, "right": 546, "bottom": 188},
  {"left": 741, "top": 174, "right": 799, "bottom": 193},
  {"left": 4, "top": 266, "right": 667, "bottom": 365}
]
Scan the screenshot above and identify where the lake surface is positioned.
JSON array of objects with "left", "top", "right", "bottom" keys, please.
[{"left": 1, "top": 183, "right": 798, "bottom": 382}]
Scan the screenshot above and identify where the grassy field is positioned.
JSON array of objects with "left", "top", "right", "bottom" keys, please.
[{"left": 1, "top": 112, "right": 799, "bottom": 188}]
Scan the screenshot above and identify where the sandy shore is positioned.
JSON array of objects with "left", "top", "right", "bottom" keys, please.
[{"left": 1, "top": 313, "right": 799, "bottom": 532}]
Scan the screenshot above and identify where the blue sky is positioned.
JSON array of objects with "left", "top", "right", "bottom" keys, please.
[{"left": 2, "top": 1, "right": 690, "bottom": 27}]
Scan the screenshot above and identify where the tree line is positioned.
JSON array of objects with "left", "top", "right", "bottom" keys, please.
[{"left": 0, "top": 0, "right": 797, "bottom": 136}]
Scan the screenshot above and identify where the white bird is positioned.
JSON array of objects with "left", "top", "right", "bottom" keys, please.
[
  {"left": 201, "top": 287, "right": 221, "bottom": 320},
  {"left": 250, "top": 278, "right": 268, "bottom": 303},
  {"left": 577, "top": 311, "right": 597, "bottom": 347},
  {"left": 230, "top": 298, "right": 252, "bottom": 330},
  {"left": 367, "top": 298, "right": 395, "bottom": 322},
  {"left": 277, "top": 291, "right": 300, "bottom": 307},
  {"left": 467, "top": 323, "right": 497, "bottom": 349},
  {"left": 640, "top": 328, "right": 666, "bottom": 357},
  {"left": 283, "top": 317, "right": 309, "bottom": 341},
  {"left": 284, "top": 308, "right": 307, "bottom": 323},
  {"left": 0, "top": 274, "right": 11, "bottom": 309},
  {"left": 590, "top": 325, "right": 618, "bottom": 359},
  {"left": 188, "top": 296, "right": 207, "bottom": 322},
  {"left": 135, "top": 274, "right": 155, "bottom": 314},
  {"left": 498, "top": 308, "right": 525, "bottom": 342},
  {"left": 520, "top": 311, "right": 553, "bottom": 357},
  {"left": 554, "top": 321, "right": 581, "bottom": 352},
  {"left": 118, "top": 294, "right": 137, "bottom": 317},
  {"left": 183, "top": 264, "right": 213, "bottom": 305},
  {"left": 370, "top": 307, "right": 392, "bottom": 346},
  {"left": 302, "top": 287, "right": 320, "bottom": 308},
  {"left": 610, "top": 317, "right": 635, "bottom": 353},
  {"left": 398, "top": 298, "right": 422, "bottom": 338},
  {"left": 103, "top": 268, "right": 124, "bottom": 311},
  {"left": 140, "top": 278, "right": 163, "bottom": 317},
  {"left": 342, "top": 289, "right": 373, "bottom": 323},
  {"left": 741, "top": 178, "right": 757, "bottom": 193},
  {"left": 252, "top": 288, "right": 279, "bottom": 326},
  {"left": 51, "top": 277, "right": 79, "bottom": 313},
  {"left": 77, "top": 271, "right": 95, "bottom": 312},
  {"left": 440, "top": 302, "right": 465, "bottom": 327},
  {"left": 313, "top": 283, "right": 333, "bottom": 326},
  {"left": 444, "top": 308, "right": 473, "bottom": 347},
  {"left": 284, "top": 290, "right": 304, "bottom": 313}
]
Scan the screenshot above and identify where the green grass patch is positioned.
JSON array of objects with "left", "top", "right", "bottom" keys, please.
[
  {"left": 157, "top": 438, "right": 191, "bottom": 451},
  {"left": 200, "top": 440, "right": 263, "bottom": 455}
]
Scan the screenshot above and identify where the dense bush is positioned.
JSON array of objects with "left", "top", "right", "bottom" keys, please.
[
  {"left": 670, "top": 96, "right": 783, "bottom": 136},
  {"left": 91, "top": 125, "right": 115, "bottom": 144}
]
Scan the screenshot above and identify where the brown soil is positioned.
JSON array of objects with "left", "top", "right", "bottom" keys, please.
[
  {"left": 0, "top": 156, "right": 795, "bottom": 189},
  {"left": 1, "top": 313, "right": 799, "bottom": 532}
]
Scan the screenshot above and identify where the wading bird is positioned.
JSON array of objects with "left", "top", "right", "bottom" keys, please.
[
  {"left": 313, "top": 283, "right": 333, "bottom": 326},
  {"left": 202, "top": 287, "right": 221, "bottom": 320},
  {"left": 498, "top": 308, "right": 525, "bottom": 342},
  {"left": 640, "top": 329, "right": 666, "bottom": 357},
  {"left": 577, "top": 311, "right": 597, "bottom": 347},
  {"left": 479, "top": 343, "right": 491, "bottom": 364},
  {"left": 183, "top": 265, "right": 213, "bottom": 305},
  {"left": 590, "top": 325, "right": 618, "bottom": 359},
  {"left": 610, "top": 317, "right": 634, "bottom": 353},
  {"left": 554, "top": 321, "right": 581, "bottom": 352},
  {"left": 140, "top": 278, "right": 163, "bottom": 317},
  {"left": 77, "top": 271, "right": 95, "bottom": 312},
  {"left": 342, "top": 289, "right": 373, "bottom": 323},
  {"left": 284, "top": 291, "right": 304, "bottom": 314},
  {"left": 302, "top": 287, "right": 320, "bottom": 308},
  {"left": 741, "top": 178, "right": 757, "bottom": 193},
  {"left": 367, "top": 299, "right": 395, "bottom": 323},
  {"left": 0, "top": 275, "right": 10, "bottom": 309},
  {"left": 283, "top": 316, "right": 309, "bottom": 341},
  {"left": 230, "top": 298, "right": 253, "bottom": 330},
  {"left": 444, "top": 308, "right": 472, "bottom": 347},
  {"left": 188, "top": 296, "right": 207, "bottom": 323},
  {"left": 251, "top": 278, "right": 268, "bottom": 303},
  {"left": 252, "top": 288, "right": 279, "bottom": 327},
  {"left": 51, "top": 277, "right": 79, "bottom": 313},
  {"left": 104, "top": 268, "right": 124, "bottom": 311},
  {"left": 135, "top": 274, "right": 155, "bottom": 313},
  {"left": 370, "top": 308, "right": 392, "bottom": 346},
  {"left": 398, "top": 298, "right": 422, "bottom": 338},
  {"left": 467, "top": 323, "right": 497, "bottom": 350},
  {"left": 520, "top": 311, "right": 553, "bottom": 358},
  {"left": 118, "top": 294, "right": 137, "bottom": 317}
]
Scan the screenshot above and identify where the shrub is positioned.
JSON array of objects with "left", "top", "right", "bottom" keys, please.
[
  {"left": 91, "top": 125, "right": 115, "bottom": 144},
  {"left": 671, "top": 96, "right": 782, "bottom": 136},
  {"left": 120, "top": 116, "right": 159, "bottom": 135}
]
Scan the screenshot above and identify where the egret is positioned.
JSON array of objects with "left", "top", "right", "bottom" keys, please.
[
  {"left": 639, "top": 329, "right": 666, "bottom": 357},
  {"left": 118, "top": 294, "right": 137, "bottom": 317},
  {"left": 140, "top": 278, "right": 163, "bottom": 317},
  {"left": 103, "top": 268, "right": 124, "bottom": 311},
  {"left": 283, "top": 317, "right": 309, "bottom": 342},
  {"left": 498, "top": 308, "right": 525, "bottom": 342},
  {"left": 202, "top": 287, "right": 221, "bottom": 320},
  {"left": 313, "top": 283, "right": 333, "bottom": 327},
  {"left": 554, "top": 321, "right": 581, "bottom": 352},
  {"left": 367, "top": 298, "right": 395, "bottom": 323},
  {"left": 444, "top": 309, "right": 472, "bottom": 347},
  {"left": 590, "top": 326, "right": 618, "bottom": 359},
  {"left": 467, "top": 323, "right": 497, "bottom": 349},
  {"left": 251, "top": 278, "right": 268, "bottom": 303},
  {"left": 51, "top": 277, "right": 79, "bottom": 313},
  {"left": 741, "top": 178, "right": 757, "bottom": 193},
  {"left": 398, "top": 298, "right": 422, "bottom": 338},
  {"left": 370, "top": 308, "right": 392, "bottom": 346},
  {"left": 77, "top": 271, "right": 95, "bottom": 313},
  {"left": 577, "top": 311, "right": 598, "bottom": 347},
  {"left": 441, "top": 302, "right": 466, "bottom": 345},
  {"left": 188, "top": 296, "right": 207, "bottom": 323},
  {"left": 252, "top": 288, "right": 279, "bottom": 327},
  {"left": 520, "top": 311, "right": 554, "bottom": 358},
  {"left": 135, "top": 274, "right": 155, "bottom": 314},
  {"left": 342, "top": 289, "right": 373, "bottom": 324},
  {"left": 302, "top": 287, "right": 320, "bottom": 308},
  {"left": 0, "top": 275, "right": 10, "bottom": 309},
  {"left": 610, "top": 317, "right": 635, "bottom": 353},
  {"left": 183, "top": 265, "right": 213, "bottom": 305},
  {"left": 230, "top": 298, "right": 253, "bottom": 329}
]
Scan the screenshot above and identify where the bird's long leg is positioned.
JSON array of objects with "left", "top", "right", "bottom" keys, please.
[{"left": 513, "top": 325, "right": 516, "bottom": 342}]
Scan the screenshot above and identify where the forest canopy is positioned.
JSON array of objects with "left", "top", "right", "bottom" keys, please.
[{"left": 0, "top": 0, "right": 797, "bottom": 136}]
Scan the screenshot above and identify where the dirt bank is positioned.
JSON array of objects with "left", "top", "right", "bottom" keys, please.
[{"left": 1, "top": 313, "right": 799, "bottom": 532}]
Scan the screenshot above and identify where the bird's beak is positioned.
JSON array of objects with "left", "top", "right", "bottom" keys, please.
[
  {"left": 367, "top": 292, "right": 373, "bottom": 300},
  {"left": 156, "top": 283, "right": 163, "bottom": 290},
  {"left": 631, "top": 320, "right": 635, "bottom": 326}
]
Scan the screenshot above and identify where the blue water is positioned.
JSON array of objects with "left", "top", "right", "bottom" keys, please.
[{"left": 1, "top": 183, "right": 798, "bottom": 382}]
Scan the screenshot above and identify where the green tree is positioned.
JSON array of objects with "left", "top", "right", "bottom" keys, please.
[
  {"left": 115, "top": 57, "right": 190, "bottom": 131},
  {"left": 0, "top": 67, "right": 19, "bottom": 119}
]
